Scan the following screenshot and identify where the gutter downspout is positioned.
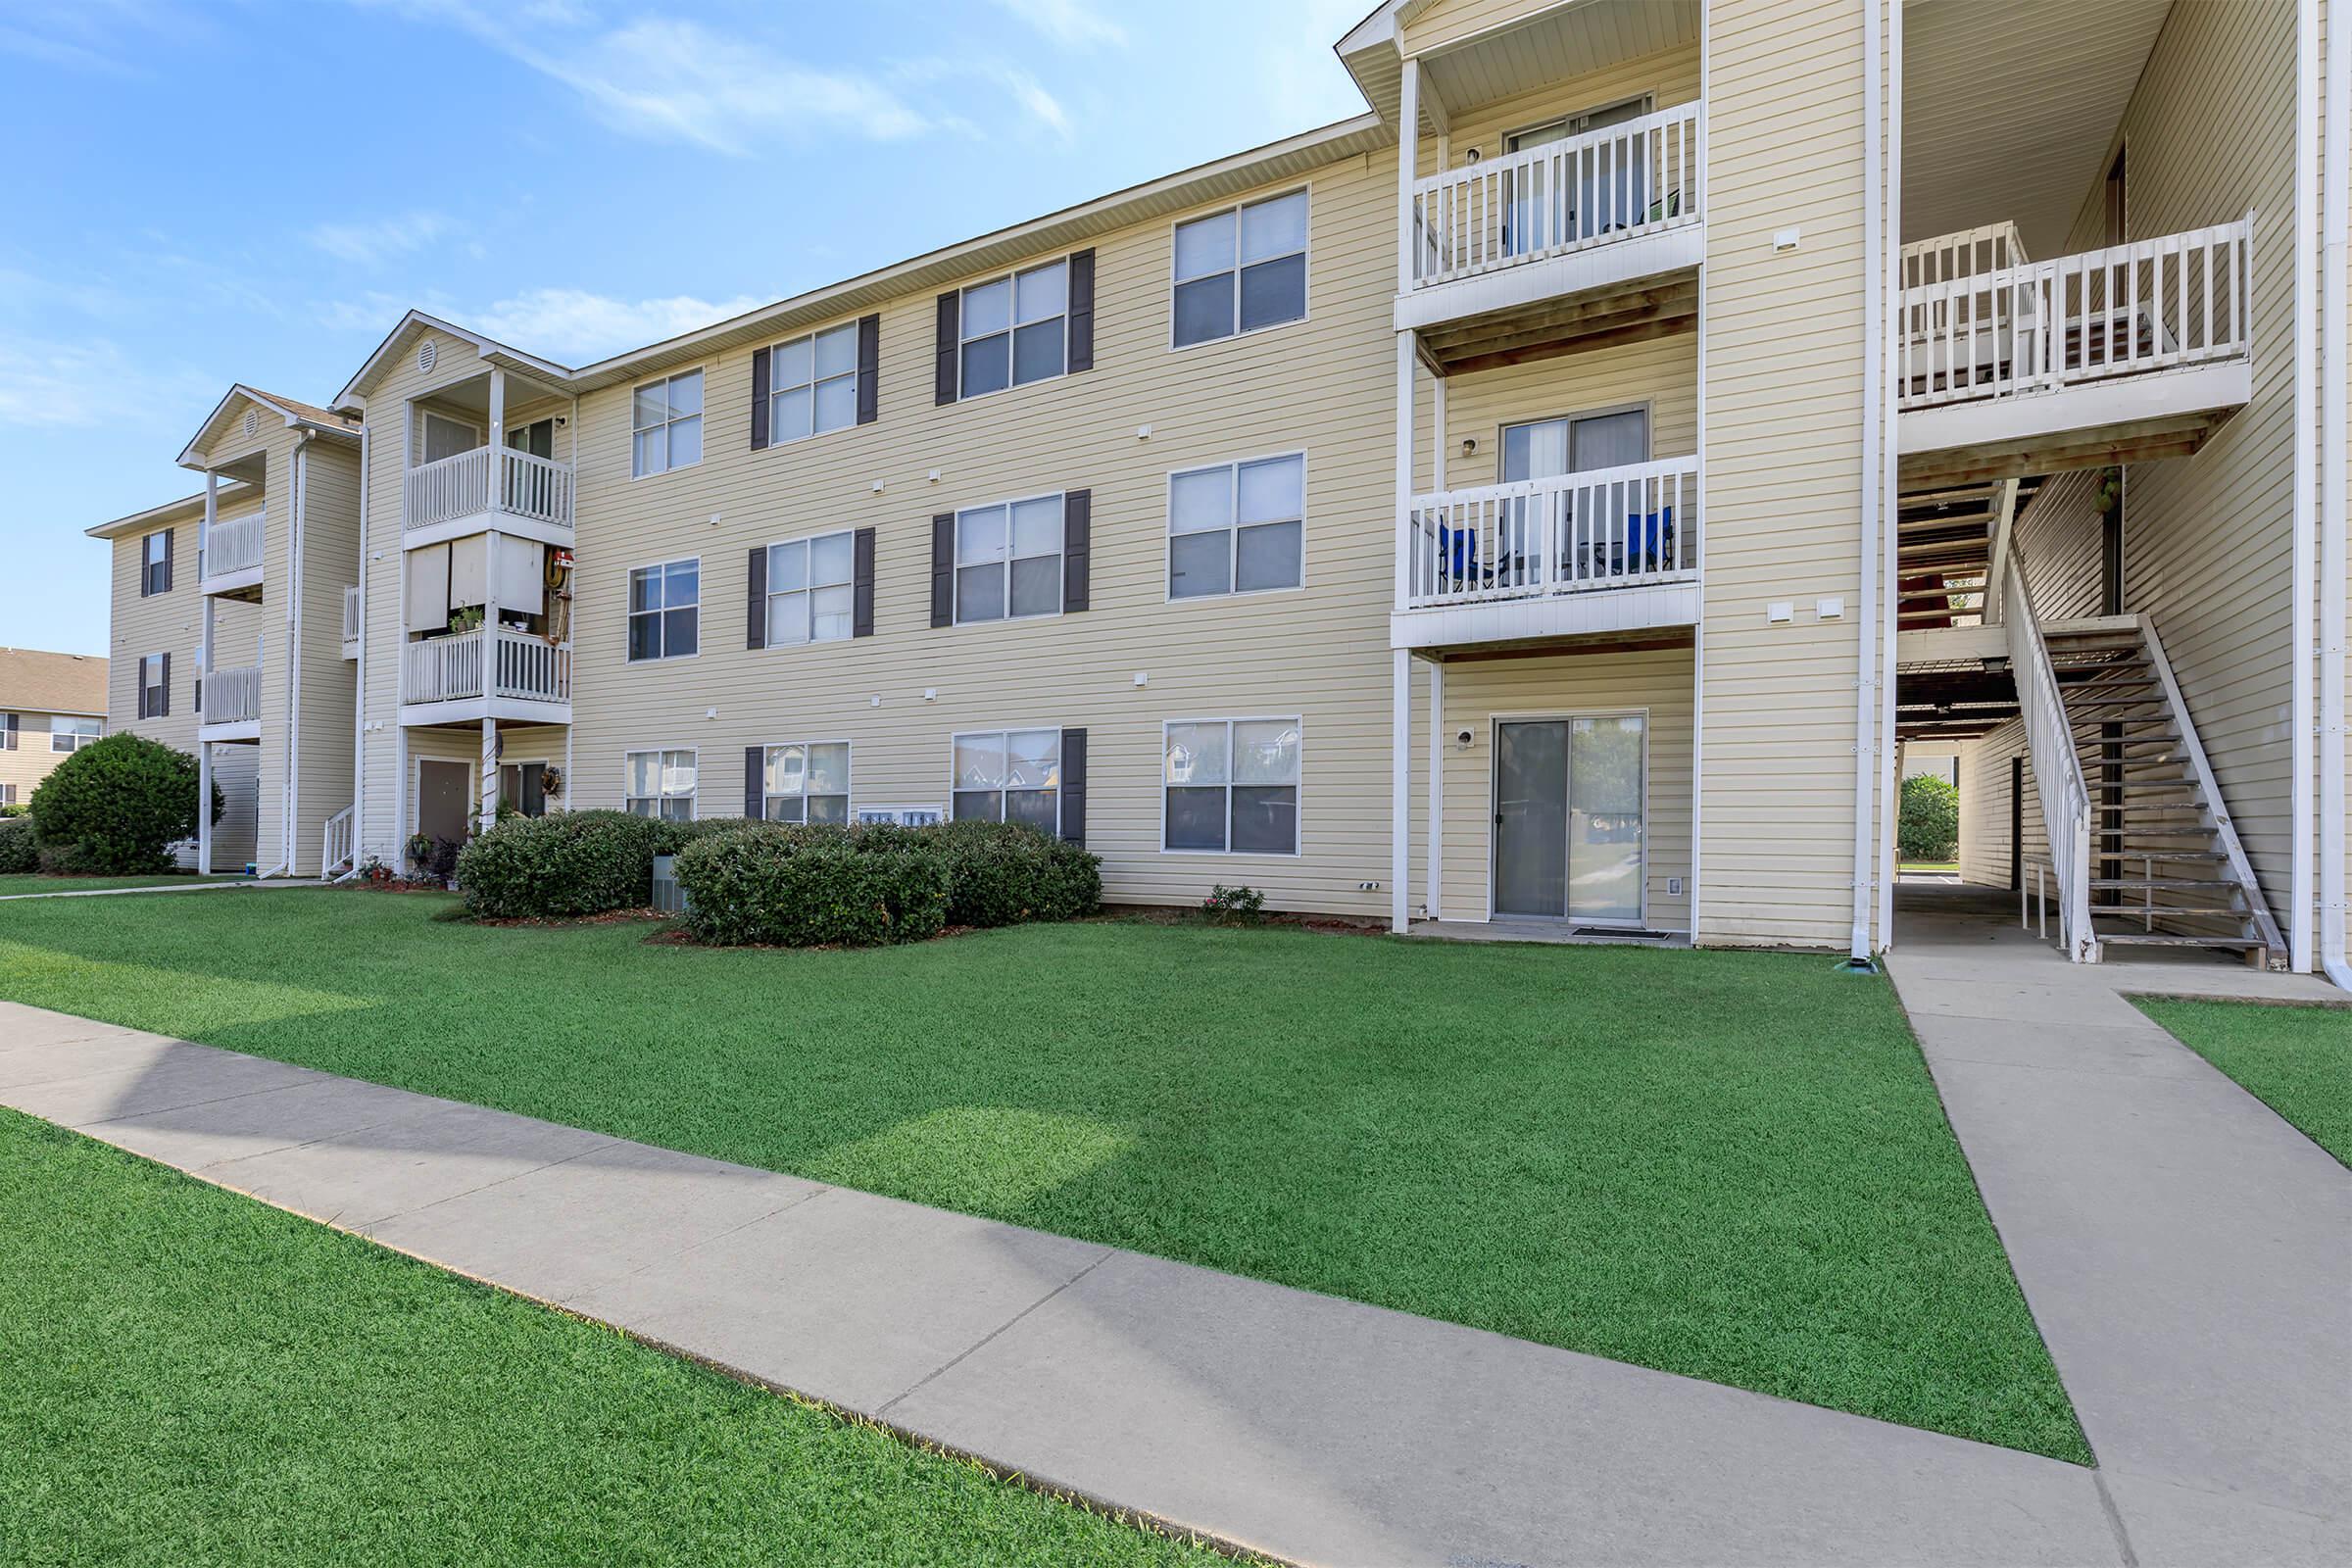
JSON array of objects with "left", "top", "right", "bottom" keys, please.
[
  {"left": 1850, "top": 0, "right": 1886, "bottom": 964},
  {"left": 2293, "top": 0, "right": 2319, "bottom": 972},
  {"left": 349, "top": 417, "right": 369, "bottom": 881},
  {"left": 2324, "top": 0, "right": 2351, "bottom": 990},
  {"left": 1877, "top": 0, "right": 1903, "bottom": 954}
]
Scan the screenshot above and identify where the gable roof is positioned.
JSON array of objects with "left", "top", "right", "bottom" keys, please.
[
  {"left": 83, "top": 481, "right": 258, "bottom": 542},
  {"left": 177, "top": 383, "right": 362, "bottom": 469},
  {"left": 0, "top": 647, "right": 108, "bottom": 717}
]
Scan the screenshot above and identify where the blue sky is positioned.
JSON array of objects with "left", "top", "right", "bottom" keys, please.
[{"left": 1, "top": 0, "right": 1370, "bottom": 657}]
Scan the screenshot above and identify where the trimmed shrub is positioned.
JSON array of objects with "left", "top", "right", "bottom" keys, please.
[
  {"left": 455, "top": 810, "right": 670, "bottom": 918},
  {"left": 675, "top": 829, "right": 950, "bottom": 947},
  {"left": 29, "top": 734, "right": 220, "bottom": 874},
  {"left": 1898, "top": 774, "right": 1961, "bottom": 861},
  {"left": 0, "top": 817, "right": 37, "bottom": 874}
]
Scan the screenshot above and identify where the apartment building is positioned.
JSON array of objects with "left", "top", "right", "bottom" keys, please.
[
  {"left": 85, "top": 0, "right": 2352, "bottom": 977},
  {"left": 0, "top": 648, "right": 107, "bottom": 809}
]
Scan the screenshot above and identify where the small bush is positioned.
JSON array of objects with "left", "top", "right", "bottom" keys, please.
[
  {"left": 0, "top": 818, "right": 38, "bottom": 874},
  {"left": 1898, "top": 774, "right": 1961, "bottom": 861},
  {"left": 455, "top": 810, "right": 669, "bottom": 918},
  {"left": 29, "top": 734, "right": 220, "bottom": 874},
  {"left": 675, "top": 830, "right": 950, "bottom": 948},
  {"left": 1202, "top": 883, "right": 1266, "bottom": 925}
]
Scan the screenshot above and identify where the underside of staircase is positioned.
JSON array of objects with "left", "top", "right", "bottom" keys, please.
[{"left": 2039, "top": 620, "right": 2285, "bottom": 966}]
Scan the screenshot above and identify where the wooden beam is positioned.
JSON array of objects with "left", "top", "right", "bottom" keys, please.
[{"left": 1443, "top": 315, "right": 1695, "bottom": 376}]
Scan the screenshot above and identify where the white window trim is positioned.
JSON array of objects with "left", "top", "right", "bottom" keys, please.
[
  {"left": 956, "top": 258, "right": 1071, "bottom": 402},
  {"left": 138, "top": 656, "right": 167, "bottom": 716},
  {"left": 1168, "top": 185, "right": 1311, "bottom": 353},
  {"left": 1163, "top": 448, "right": 1309, "bottom": 605},
  {"left": 952, "top": 492, "right": 1066, "bottom": 627},
  {"left": 1481, "top": 708, "right": 1653, "bottom": 930},
  {"left": 50, "top": 715, "right": 101, "bottom": 754},
  {"left": 629, "top": 368, "right": 707, "bottom": 480},
  {"left": 760, "top": 738, "right": 855, "bottom": 824},
  {"left": 762, "top": 529, "right": 858, "bottom": 649},
  {"left": 1158, "top": 715, "right": 1305, "bottom": 858},
  {"left": 622, "top": 746, "right": 701, "bottom": 820},
  {"left": 141, "top": 530, "right": 171, "bottom": 594},
  {"left": 625, "top": 556, "right": 702, "bottom": 664},
  {"left": 948, "top": 725, "right": 1064, "bottom": 835},
  {"left": 762, "top": 322, "right": 861, "bottom": 448},
  {"left": 1496, "top": 399, "right": 1655, "bottom": 477}
]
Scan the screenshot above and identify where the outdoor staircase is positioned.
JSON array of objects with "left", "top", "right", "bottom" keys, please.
[{"left": 2037, "top": 620, "right": 2284, "bottom": 965}]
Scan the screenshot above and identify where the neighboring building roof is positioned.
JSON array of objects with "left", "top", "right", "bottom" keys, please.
[{"left": 0, "top": 648, "right": 108, "bottom": 717}]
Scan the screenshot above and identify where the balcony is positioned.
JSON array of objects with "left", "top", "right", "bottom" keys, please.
[
  {"left": 1397, "top": 101, "right": 1703, "bottom": 364},
  {"left": 1896, "top": 219, "right": 2254, "bottom": 487},
  {"left": 198, "top": 662, "right": 261, "bottom": 740},
  {"left": 1391, "top": 456, "right": 1700, "bottom": 651},
  {"left": 341, "top": 585, "right": 361, "bottom": 660},
  {"left": 402, "top": 446, "right": 574, "bottom": 550},
  {"left": 399, "top": 626, "right": 570, "bottom": 725},
  {"left": 199, "top": 513, "right": 266, "bottom": 599}
]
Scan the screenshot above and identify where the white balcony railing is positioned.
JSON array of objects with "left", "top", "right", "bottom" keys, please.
[
  {"left": 342, "top": 585, "right": 362, "bottom": 643},
  {"left": 321, "top": 805, "right": 354, "bottom": 878},
  {"left": 1897, "top": 219, "right": 2251, "bottom": 410},
  {"left": 201, "top": 513, "right": 265, "bottom": 580},
  {"left": 402, "top": 627, "right": 570, "bottom": 707},
  {"left": 1409, "top": 102, "right": 1701, "bottom": 290},
  {"left": 403, "top": 446, "right": 575, "bottom": 534},
  {"left": 1900, "top": 220, "right": 2027, "bottom": 295},
  {"left": 1402, "top": 456, "right": 1699, "bottom": 610},
  {"left": 203, "top": 662, "right": 261, "bottom": 726},
  {"left": 2004, "top": 551, "right": 2097, "bottom": 962}
]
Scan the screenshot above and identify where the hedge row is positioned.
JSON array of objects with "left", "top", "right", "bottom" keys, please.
[
  {"left": 453, "top": 810, "right": 737, "bottom": 919},
  {"left": 0, "top": 818, "right": 36, "bottom": 875},
  {"left": 673, "top": 820, "right": 1100, "bottom": 947}
]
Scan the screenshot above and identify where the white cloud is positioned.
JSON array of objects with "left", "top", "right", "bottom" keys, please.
[
  {"left": 988, "top": 0, "right": 1126, "bottom": 49},
  {"left": 468, "top": 287, "right": 764, "bottom": 360},
  {"left": 0, "top": 337, "right": 213, "bottom": 430},
  {"left": 306, "top": 211, "right": 457, "bottom": 267}
]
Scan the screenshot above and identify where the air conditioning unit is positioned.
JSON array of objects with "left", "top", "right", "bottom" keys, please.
[{"left": 650, "top": 854, "right": 692, "bottom": 914}]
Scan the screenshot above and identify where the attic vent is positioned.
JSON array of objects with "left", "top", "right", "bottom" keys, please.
[
  {"left": 242, "top": 409, "right": 260, "bottom": 438},
  {"left": 418, "top": 340, "right": 437, "bottom": 373}
]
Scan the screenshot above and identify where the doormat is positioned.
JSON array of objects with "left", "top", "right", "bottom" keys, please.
[{"left": 1575, "top": 927, "right": 1672, "bottom": 940}]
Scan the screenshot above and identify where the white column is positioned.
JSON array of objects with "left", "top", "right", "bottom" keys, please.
[
  {"left": 1396, "top": 56, "right": 1421, "bottom": 292},
  {"left": 481, "top": 716, "right": 499, "bottom": 830},
  {"left": 481, "top": 515, "right": 504, "bottom": 829},
  {"left": 1392, "top": 649, "right": 1412, "bottom": 933},
  {"left": 486, "top": 368, "right": 506, "bottom": 515},
  {"left": 1427, "top": 658, "right": 1445, "bottom": 919},
  {"left": 196, "top": 742, "right": 213, "bottom": 873},
  {"left": 201, "top": 468, "right": 217, "bottom": 577}
]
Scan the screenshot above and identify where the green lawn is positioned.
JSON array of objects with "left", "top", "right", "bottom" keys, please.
[
  {"left": 2135, "top": 997, "right": 2352, "bottom": 1165},
  {"left": 0, "top": 873, "right": 244, "bottom": 897},
  {"left": 0, "top": 1110, "right": 1221, "bottom": 1567},
  {"left": 0, "top": 889, "right": 2087, "bottom": 1461},
  {"left": 1899, "top": 861, "right": 1960, "bottom": 875}
]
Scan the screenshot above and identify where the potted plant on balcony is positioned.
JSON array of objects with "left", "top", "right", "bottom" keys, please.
[{"left": 445, "top": 607, "right": 485, "bottom": 636}]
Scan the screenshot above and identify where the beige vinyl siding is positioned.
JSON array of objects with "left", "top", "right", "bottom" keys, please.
[
  {"left": 291, "top": 440, "right": 362, "bottom": 873},
  {"left": 1696, "top": 0, "right": 1875, "bottom": 949},
  {"left": 2048, "top": 0, "right": 2300, "bottom": 935},
  {"left": 1433, "top": 332, "right": 1697, "bottom": 490},
  {"left": 1436, "top": 643, "right": 1694, "bottom": 925},
  {"left": 1957, "top": 720, "right": 2048, "bottom": 894},
  {"left": 1428, "top": 41, "right": 1702, "bottom": 166},
  {"left": 2011, "top": 468, "right": 2105, "bottom": 621},
  {"left": 562, "top": 145, "right": 1409, "bottom": 915},
  {"left": 0, "top": 710, "right": 99, "bottom": 804}
]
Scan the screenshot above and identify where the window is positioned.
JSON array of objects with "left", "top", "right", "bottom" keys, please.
[
  {"left": 624, "top": 749, "right": 697, "bottom": 820},
  {"left": 1164, "top": 718, "right": 1301, "bottom": 855},
  {"left": 499, "top": 762, "right": 549, "bottom": 817},
  {"left": 1169, "top": 454, "right": 1303, "bottom": 598},
  {"left": 952, "top": 729, "right": 1060, "bottom": 831},
  {"left": 1173, "top": 190, "right": 1307, "bottom": 347},
  {"left": 631, "top": 369, "right": 704, "bottom": 477},
  {"left": 960, "top": 261, "right": 1067, "bottom": 397},
  {"left": 51, "top": 716, "right": 100, "bottom": 754},
  {"left": 0, "top": 784, "right": 14, "bottom": 806},
  {"left": 765, "top": 532, "right": 855, "bottom": 646},
  {"left": 420, "top": 412, "right": 479, "bottom": 465},
  {"left": 955, "top": 495, "right": 1063, "bottom": 623},
  {"left": 138, "top": 656, "right": 167, "bottom": 718},
  {"left": 767, "top": 323, "right": 858, "bottom": 444},
  {"left": 762, "top": 742, "right": 851, "bottom": 824},
  {"left": 141, "top": 530, "right": 171, "bottom": 596},
  {"left": 628, "top": 560, "right": 699, "bottom": 662}
]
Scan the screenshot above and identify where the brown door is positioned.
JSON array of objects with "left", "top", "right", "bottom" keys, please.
[{"left": 416, "top": 760, "right": 469, "bottom": 846}]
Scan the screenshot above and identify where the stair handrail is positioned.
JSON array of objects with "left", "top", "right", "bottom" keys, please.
[
  {"left": 2004, "top": 551, "right": 2099, "bottom": 960},
  {"left": 2136, "top": 617, "right": 2286, "bottom": 960}
]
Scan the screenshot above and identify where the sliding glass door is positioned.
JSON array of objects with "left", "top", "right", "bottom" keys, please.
[{"left": 1494, "top": 715, "right": 1647, "bottom": 924}]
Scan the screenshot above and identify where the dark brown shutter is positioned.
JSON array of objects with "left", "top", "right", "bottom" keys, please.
[
  {"left": 934, "top": 292, "right": 959, "bottom": 405},
  {"left": 162, "top": 527, "right": 174, "bottom": 593},
  {"left": 856, "top": 314, "right": 880, "bottom": 424},
  {"left": 747, "top": 546, "right": 767, "bottom": 650},
  {"left": 135, "top": 668, "right": 147, "bottom": 720},
  {"left": 853, "top": 526, "right": 876, "bottom": 637},
  {"left": 1059, "top": 728, "right": 1087, "bottom": 846},
  {"left": 1067, "top": 249, "right": 1096, "bottom": 373},
  {"left": 159, "top": 652, "right": 172, "bottom": 717},
  {"left": 930, "top": 513, "right": 956, "bottom": 627},
  {"left": 1062, "top": 489, "right": 1091, "bottom": 612},
  {"left": 744, "top": 747, "right": 763, "bottom": 820},
  {"left": 749, "top": 346, "right": 771, "bottom": 450}
]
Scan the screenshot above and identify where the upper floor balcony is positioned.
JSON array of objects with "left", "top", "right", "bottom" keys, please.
[
  {"left": 198, "top": 512, "right": 266, "bottom": 600},
  {"left": 403, "top": 444, "right": 574, "bottom": 550},
  {"left": 197, "top": 661, "right": 261, "bottom": 741},
  {"left": 1896, "top": 218, "right": 2255, "bottom": 489},
  {"left": 1392, "top": 454, "right": 1699, "bottom": 651},
  {"left": 1397, "top": 100, "right": 1703, "bottom": 366},
  {"left": 399, "top": 624, "right": 571, "bottom": 727}
]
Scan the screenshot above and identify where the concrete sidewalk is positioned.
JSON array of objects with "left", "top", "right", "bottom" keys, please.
[
  {"left": 1889, "top": 886, "right": 2352, "bottom": 1568},
  {"left": 0, "top": 998, "right": 2126, "bottom": 1568}
]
